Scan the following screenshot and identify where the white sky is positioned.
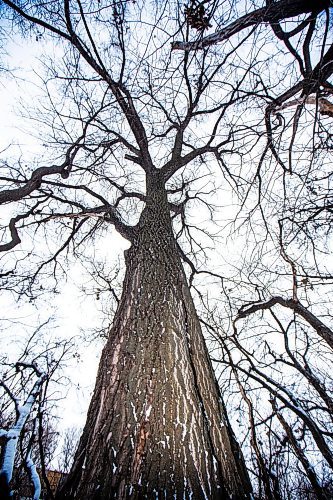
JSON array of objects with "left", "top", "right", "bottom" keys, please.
[{"left": 0, "top": 35, "right": 132, "bottom": 438}]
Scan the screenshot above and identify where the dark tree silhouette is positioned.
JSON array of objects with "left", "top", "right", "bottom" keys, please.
[{"left": 0, "top": 0, "right": 332, "bottom": 498}]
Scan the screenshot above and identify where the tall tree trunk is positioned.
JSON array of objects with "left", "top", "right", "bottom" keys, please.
[{"left": 57, "top": 171, "right": 252, "bottom": 499}]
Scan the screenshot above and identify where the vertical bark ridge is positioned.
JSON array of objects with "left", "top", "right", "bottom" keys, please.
[{"left": 57, "top": 171, "right": 252, "bottom": 499}]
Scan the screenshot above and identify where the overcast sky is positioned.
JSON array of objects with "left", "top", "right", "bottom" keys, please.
[{"left": 0, "top": 35, "right": 131, "bottom": 439}]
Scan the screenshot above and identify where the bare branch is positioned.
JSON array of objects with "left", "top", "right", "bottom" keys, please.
[
  {"left": 172, "top": 0, "right": 329, "bottom": 51},
  {"left": 236, "top": 296, "right": 333, "bottom": 350}
]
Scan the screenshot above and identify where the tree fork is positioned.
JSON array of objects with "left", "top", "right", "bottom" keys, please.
[{"left": 57, "top": 171, "right": 252, "bottom": 499}]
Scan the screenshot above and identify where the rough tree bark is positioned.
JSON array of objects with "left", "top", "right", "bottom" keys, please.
[{"left": 57, "top": 170, "right": 252, "bottom": 499}]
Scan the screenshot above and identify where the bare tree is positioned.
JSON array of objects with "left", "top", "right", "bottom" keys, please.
[
  {"left": 0, "top": 0, "right": 332, "bottom": 498},
  {"left": 0, "top": 322, "right": 74, "bottom": 499},
  {"left": 0, "top": 362, "right": 46, "bottom": 499}
]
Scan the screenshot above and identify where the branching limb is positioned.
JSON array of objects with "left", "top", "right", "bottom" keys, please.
[
  {"left": 3, "top": 0, "right": 154, "bottom": 173},
  {"left": 0, "top": 200, "right": 46, "bottom": 252},
  {"left": 162, "top": 144, "right": 217, "bottom": 181},
  {"left": 236, "top": 296, "right": 333, "bottom": 350},
  {"left": 0, "top": 114, "right": 95, "bottom": 206},
  {"left": 172, "top": 0, "right": 329, "bottom": 51},
  {"left": 271, "top": 399, "right": 329, "bottom": 500}
]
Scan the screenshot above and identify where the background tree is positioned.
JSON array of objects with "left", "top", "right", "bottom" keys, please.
[
  {"left": 57, "top": 427, "right": 81, "bottom": 475},
  {"left": 0, "top": 0, "right": 332, "bottom": 498},
  {"left": 0, "top": 321, "right": 75, "bottom": 499}
]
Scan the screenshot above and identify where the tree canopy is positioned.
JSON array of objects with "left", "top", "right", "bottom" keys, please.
[{"left": 0, "top": 0, "right": 333, "bottom": 498}]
